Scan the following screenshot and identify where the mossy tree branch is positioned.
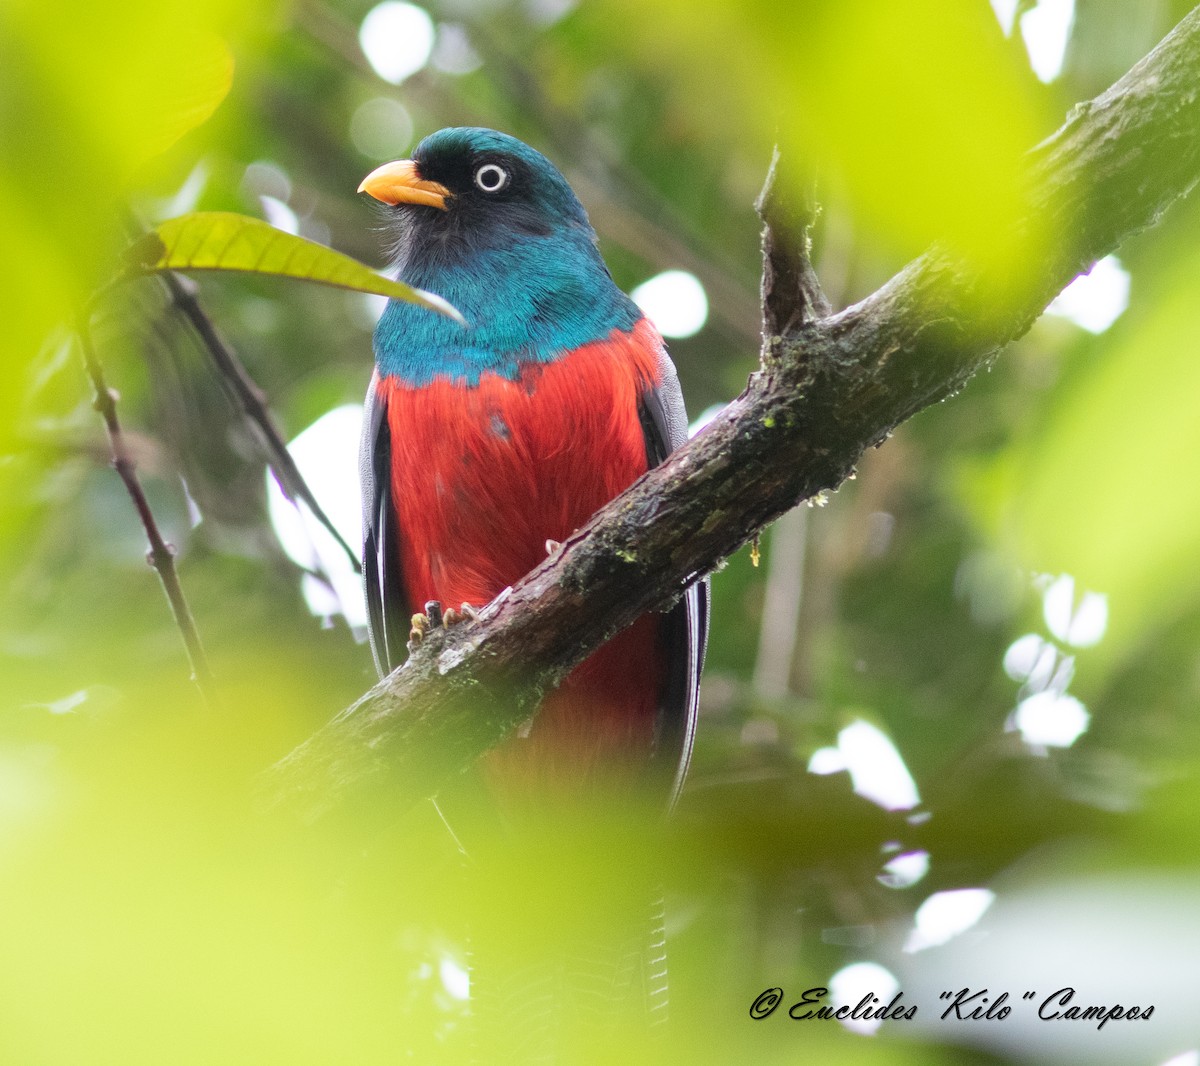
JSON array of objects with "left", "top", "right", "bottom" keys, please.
[{"left": 262, "top": 7, "right": 1200, "bottom": 821}]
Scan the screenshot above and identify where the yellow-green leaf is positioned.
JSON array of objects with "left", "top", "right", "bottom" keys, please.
[{"left": 130, "top": 212, "right": 464, "bottom": 322}]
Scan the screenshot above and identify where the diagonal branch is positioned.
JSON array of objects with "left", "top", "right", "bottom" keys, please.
[
  {"left": 120, "top": 208, "right": 363, "bottom": 574},
  {"left": 261, "top": 6, "right": 1200, "bottom": 821},
  {"left": 155, "top": 269, "right": 362, "bottom": 574}
]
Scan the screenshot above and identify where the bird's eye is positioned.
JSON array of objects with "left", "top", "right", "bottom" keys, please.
[{"left": 474, "top": 163, "right": 508, "bottom": 193}]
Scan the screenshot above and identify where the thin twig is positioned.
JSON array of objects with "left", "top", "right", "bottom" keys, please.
[
  {"left": 77, "top": 311, "right": 220, "bottom": 709},
  {"left": 119, "top": 209, "right": 362, "bottom": 575},
  {"left": 751, "top": 505, "right": 808, "bottom": 701}
]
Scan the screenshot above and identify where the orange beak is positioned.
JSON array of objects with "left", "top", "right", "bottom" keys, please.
[{"left": 357, "top": 160, "right": 450, "bottom": 209}]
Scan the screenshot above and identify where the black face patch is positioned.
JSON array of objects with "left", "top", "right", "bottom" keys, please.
[
  {"left": 382, "top": 128, "right": 600, "bottom": 289},
  {"left": 399, "top": 131, "right": 583, "bottom": 253}
]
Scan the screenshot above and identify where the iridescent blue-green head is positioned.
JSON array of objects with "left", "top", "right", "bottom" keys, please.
[{"left": 359, "top": 127, "right": 638, "bottom": 386}]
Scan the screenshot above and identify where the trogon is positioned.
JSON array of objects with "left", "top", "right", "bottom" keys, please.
[{"left": 357, "top": 127, "right": 707, "bottom": 811}]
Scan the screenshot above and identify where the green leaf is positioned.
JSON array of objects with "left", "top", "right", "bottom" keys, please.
[{"left": 129, "top": 212, "right": 464, "bottom": 322}]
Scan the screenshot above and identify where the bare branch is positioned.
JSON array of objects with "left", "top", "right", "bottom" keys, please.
[
  {"left": 78, "top": 314, "right": 220, "bottom": 709},
  {"left": 262, "top": 6, "right": 1200, "bottom": 821}
]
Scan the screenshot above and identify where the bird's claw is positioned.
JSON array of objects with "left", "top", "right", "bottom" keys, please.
[
  {"left": 408, "top": 610, "right": 432, "bottom": 650},
  {"left": 443, "top": 602, "right": 479, "bottom": 627},
  {"left": 408, "top": 600, "right": 479, "bottom": 650}
]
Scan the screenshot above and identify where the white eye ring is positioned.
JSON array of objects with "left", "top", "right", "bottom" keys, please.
[{"left": 474, "top": 163, "right": 508, "bottom": 193}]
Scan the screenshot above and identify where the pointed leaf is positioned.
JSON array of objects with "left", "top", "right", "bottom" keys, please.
[{"left": 127, "top": 212, "right": 464, "bottom": 322}]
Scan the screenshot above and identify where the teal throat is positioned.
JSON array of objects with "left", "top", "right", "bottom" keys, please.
[{"left": 374, "top": 231, "right": 640, "bottom": 387}]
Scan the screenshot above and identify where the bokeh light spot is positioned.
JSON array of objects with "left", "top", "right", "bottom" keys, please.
[
  {"left": 1046, "top": 255, "right": 1130, "bottom": 333},
  {"left": 359, "top": 2, "right": 435, "bottom": 85},
  {"left": 1014, "top": 690, "right": 1090, "bottom": 748},
  {"left": 259, "top": 195, "right": 299, "bottom": 236},
  {"left": 687, "top": 402, "right": 725, "bottom": 438},
  {"left": 350, "top": 96, "right": 415, "bottom": 160},
  {"left": 266, "top": 405, "right": 367, "bottom": 632},
  {"left": 525, "top": 0, "right": 578, "bottom": 26},
  {"left": 989, "top": 0, "right": 1018, "bottom": 36},
  {"left": 439, "top": 956, "right": 470, "bottom": 1000},
  {"left": 1043, "top": 573, "right": 1109, "bottom": 647},
  {"left": 829, "top": 961, "right": 900, "bottom": 1035},
  {"left": 809, "top": 720, "right": 920, "bottom": 812},
  {"left": 431, "top": 23, "right": 482, "bottom": 75},
  {"left": 631, "top": 270, "right": 708, "bottom": 338},
  {"left": 905, "top": 888, "right": 995, "bottom": 952},
  {"left": 240, "top": 160, "right": 292, "bottom": 204},
  {"left": 878, "top": 850, "right": 930, "bottom": 890},
  {"left": 1003, "top": 633, "right": 1053, "bottom": 684},
  {"left": 1020, "top": 0, "right": 1075, "bottom": 83},
  {"left": 350, "top": 292, "right": 390, "bottom": 331}
]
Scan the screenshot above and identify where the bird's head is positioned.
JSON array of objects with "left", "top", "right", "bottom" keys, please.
[
  {"left": 359, "top": 127, "right": 594, "bottom": 274},
  {"left": 359, "top": 127, "right": 639, "bottom": 385}
]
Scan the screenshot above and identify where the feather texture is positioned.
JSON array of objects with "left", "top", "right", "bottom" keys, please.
[
  {"left": 360, "top": 128, "right": 707, "bottom": 804},
  {"left": 374, "top": 318, "right": 689, "bottom": 797}
]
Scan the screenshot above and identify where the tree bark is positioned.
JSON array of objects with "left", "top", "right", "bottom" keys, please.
[{"left": 261, "top": 6, "right": 1200, "bottom": 821}]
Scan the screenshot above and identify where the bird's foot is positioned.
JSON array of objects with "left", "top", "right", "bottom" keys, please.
[
  {"left": 408, "top": 600, "right": 480, "bottom": 650},
  {"left": 545, "top": 539, "right": 562, "bottom": 555},
  {"left": 408, "top": 607, "right": 433, "bottom": 650},
  {"left": 443, "top": 602, "right": 479, "bottom": 627}
]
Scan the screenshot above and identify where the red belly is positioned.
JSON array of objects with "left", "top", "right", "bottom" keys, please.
[{"left": 379, "top": 323, "right": 666, "bottom": 796}]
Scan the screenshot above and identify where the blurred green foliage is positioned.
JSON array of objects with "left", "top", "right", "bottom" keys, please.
[{"left": 4, "top": 1, "right": 1200, "bottom": 1063}]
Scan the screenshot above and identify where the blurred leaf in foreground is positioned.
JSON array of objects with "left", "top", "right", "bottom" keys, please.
[
  {"left": 0, "top": 0, "right": 243, "bottom": 447},
  {"left": 589, "top": 0, "right": 1051, "bottom": 273},
  {"left": 967, "top": 241, "right": 1200, "bottom": 680}
]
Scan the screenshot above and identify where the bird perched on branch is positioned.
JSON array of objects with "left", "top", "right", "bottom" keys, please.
[
  {"left": 358, "top": 129, "right": 707, "bottom": 1059},
  {"left": 357, "top": 127, "right": 706, "bottom": 810}
]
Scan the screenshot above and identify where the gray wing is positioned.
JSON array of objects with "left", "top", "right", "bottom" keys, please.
[
  {"left": 361, "top": 372, "right": 410, "bottom": 677},
  {"left": 637, "top": 343, "right": 709, "bottom": 807}
]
